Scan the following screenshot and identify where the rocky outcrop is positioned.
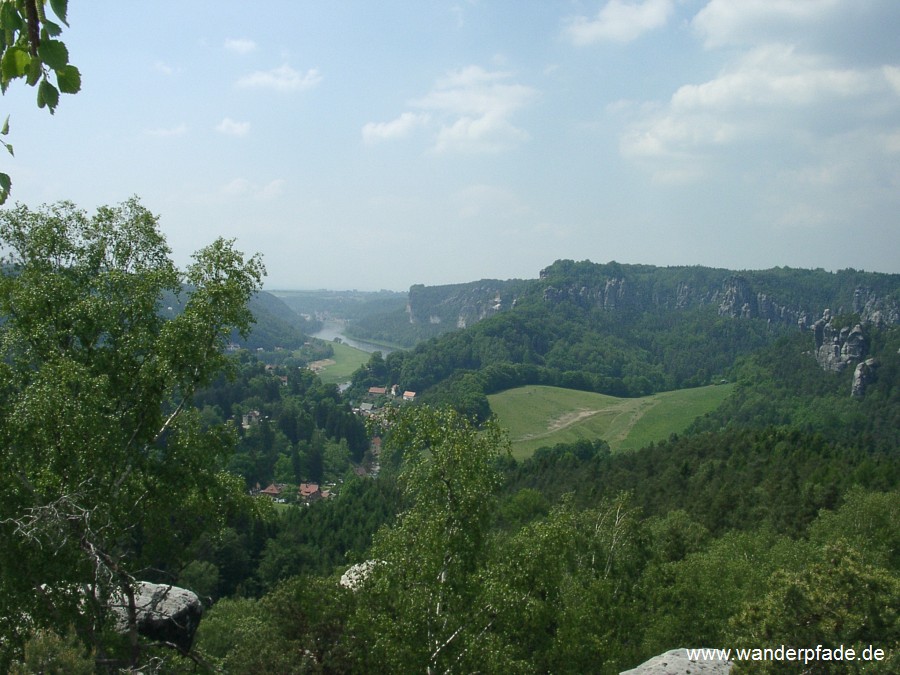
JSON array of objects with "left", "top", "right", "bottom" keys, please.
[
  {"left": 340, "top": 560, "right": 379, "bottom": 591},
  {"left": 109, "top": 582, "right": 203, "bottom": 652},
  {"left": 715, "top": 276, "right": 800, "bottom": 326},
  {"left": 853, "top": 287, "right": 900, "bottom": 327},
  {"left": 407, "top": 280, "right": 525, "bottom": 329},
  {"left": 541, "top": 277, "right": 640, "bottom": 310},
  {"left": 620, "top": 649, "right": 732, "bottom": 674},
  {"left": 852, "top": 358, "right": 878, "bottom": 398},
  {"left": 812, "top": 311, "right": 867, "bottom": 373}
]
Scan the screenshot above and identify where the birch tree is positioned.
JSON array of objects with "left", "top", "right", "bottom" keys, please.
[
  {"left": 0, "top": 198, "right": 264, "bottom": 669},
  {"left": 352, "top": 406, "right": 509, "bottom": 673}
]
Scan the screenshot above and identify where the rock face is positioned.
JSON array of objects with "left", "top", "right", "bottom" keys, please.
[
  {"left": 853, "top": 287, "right": 900, "bottom": 326},
  {"left": 407, "top": 279, "right": 526, "bottom": 329},
  {"left": 852, "top": 358, "right": 878, "bottom": 398},
  {"left": 716, "top": 276, "right": 801, "bottom": 326},
  {"left": 340, "top": 560, "right": 379, "bottom": 591},
  {"left": 620, "top": 648, "right": 732, "bottom": 675},
  {"left": 812, "top": 311, "right": 867, "bottom": 373},
  {"left": 110, "top": 582, "right": 203, "bottom": 652}
]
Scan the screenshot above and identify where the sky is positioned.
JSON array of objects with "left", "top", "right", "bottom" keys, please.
[{"left": 3, "top": 0, "right": 900, "bottom": 290}]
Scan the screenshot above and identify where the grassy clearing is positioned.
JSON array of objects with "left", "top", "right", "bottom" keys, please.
[
  {"left": 488, "top": 383, "right": 734, "bottom": 460},
  {"left": 314, "top": 341, "right": 370, "bottom": 384}
]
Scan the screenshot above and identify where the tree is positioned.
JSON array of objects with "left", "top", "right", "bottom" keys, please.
[
  {"left": 350, "top": 405, "right": 509, "bottom": 673},
  {"left": 0, "top": 0, "right": 81, "bottom": 202},
  {"left": 0, "top": 198, "right": 264, "bottom": 669},
  {"left": 729, "top": 542, "right": 900, "bottom": 674}
]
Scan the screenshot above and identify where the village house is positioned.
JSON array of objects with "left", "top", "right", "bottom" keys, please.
[
  {"left": 242, "top": 410, "right": 262, "bottom": 429},
  {"left": 298, "top": 482, "right": 322, "bottom": 503},
  {"left": 259, "top": 483, "right": 285, "bottom": 500}
]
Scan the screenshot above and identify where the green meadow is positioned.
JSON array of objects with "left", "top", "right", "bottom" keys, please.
[
  {"left": 314, "top": 341, "right": 371, "bottom": 384},
  {"left": 488, "top": 383, "right": 735, "bottom": 460}
]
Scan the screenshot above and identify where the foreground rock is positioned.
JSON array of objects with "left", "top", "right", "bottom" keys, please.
[
  {"left": 621, "top": 648, "right": 732, "bottom": 675},
  {"left": 109, "top": 582, "right": 202, "bottom": 652}
]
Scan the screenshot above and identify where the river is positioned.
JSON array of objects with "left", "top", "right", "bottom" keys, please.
[{"left": 310, "top": 320, "right": 395, "bottom": 355}]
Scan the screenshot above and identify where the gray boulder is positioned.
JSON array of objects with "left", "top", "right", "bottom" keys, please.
[
  {"left": 851, "top": 358, "right": 878, "bottom": 398},
  {"left": 110, "top": 582, "right": 202, "bottom": 652},
  {"left": 620, "top": 648, "right": 732, "bottom": 675}
]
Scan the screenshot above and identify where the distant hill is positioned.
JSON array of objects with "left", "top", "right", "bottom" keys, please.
[
  {"left": 164, "top": 288, "right": 313, "bottom": 351},
  {"left": 241, "top": 291, "right": 317, "bottom": 351},
  {"left": 269, "top": 289, "right": 407, "bottom": 323},
  {"left": 347, "top": 260, "right": 900, "bottom": 419},
  {"left": 345, "top": 278, "right": 530, "bottom": 347}
]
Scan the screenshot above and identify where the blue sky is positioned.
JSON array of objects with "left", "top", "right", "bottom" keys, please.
[{"left": 3, "top": 0, "right": 900, "bottom": 290}]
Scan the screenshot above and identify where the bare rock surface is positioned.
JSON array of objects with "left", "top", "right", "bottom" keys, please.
[
  {"left": 109, "top": 582, "right": 202, "bottom": 652},
  {"left": 620, "top": 648, "right": 732, "bottom": 675}
]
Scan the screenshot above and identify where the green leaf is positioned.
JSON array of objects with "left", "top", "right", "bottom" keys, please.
[
  {"left": 0, "top": 172, "right": 11, "bottom": 204},
  {"left": 1, "top": 115, "right": 8, "bottom": 136},
  {"left": 0, "top": 3, "right": 24, "bottom": 34},
  {"left": 25, "top": 55, "right": 42, "bottom": 86},
  {"left": 55, "top": 64, "right": 80, "bottom": 94},
  {"left": 38, "top": 39, "right": 68, "bottom": 70},
  {"left": 49, "top": 0, "right": 68, "bottom": 26},
  {"left": 1, "top": 46, "right": 31, "bottom": 83},
  {"left": 38, "top": 78, "right": 59, "bottom": 112},
  {"left": 2, "top": 141, "right": 12, "bottom": 157},
  {"left": 41, "top": 20, "right": 63, "bottom": 38}
]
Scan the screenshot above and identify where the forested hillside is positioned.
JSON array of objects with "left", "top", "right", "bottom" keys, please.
[
  {"left": 196, "top": 383, "right": 900, "bottom": 672},
  {"left": 187, "top": 260, "right": 900, "bottom": 673},
  {"left": 4, "top": 243, "right": 899, "bottom": 672},
  {"left": 2, "top": 1, "right": 898, "bottom": 672},
  {"left": 348, "top": 260, "right": 900, "bottom": 420}
]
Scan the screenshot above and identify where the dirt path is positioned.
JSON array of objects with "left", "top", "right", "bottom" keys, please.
[
  {"left": 307, "top": 358, "right": 336, "bottom": 372},
  {"left": 607, "top": 396, "right": 661, "bottom": 447},
  {"left": 518, "top": 408, "right": 604, "bottom": 441},
  {"left": 516, "top": 396, "right": 662, "bottom": 448}
]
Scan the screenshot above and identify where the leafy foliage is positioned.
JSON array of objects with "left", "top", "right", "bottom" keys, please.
[
  {"left": 0, "top": 0, "right": 81, "bottom": 203},
  {"left": 0, "top": 199, "right": 264, "bottom": 668}
]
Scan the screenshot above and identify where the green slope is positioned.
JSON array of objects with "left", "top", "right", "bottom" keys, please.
[
  {"left": 314, "top": 341, "right": 371, "bottom": 385},
  {"left": 488, "top": 383, "right": 735, "bottom": 459}
]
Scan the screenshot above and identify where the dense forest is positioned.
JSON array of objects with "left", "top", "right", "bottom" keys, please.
[
  {"left": 2, "top": 218, "right": 899, "bottom": 673},
  {"left": 182, "top": 267, "right": 900, "bottom": 673},
  {"left": 1, "top": 4, "right": 897, "bottom": 673}
]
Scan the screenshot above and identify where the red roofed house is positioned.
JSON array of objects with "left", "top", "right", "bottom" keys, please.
[
  {"left": 260, "top": 483, "right": 283, "bottom": 499},
  {"left": 368, "top": 386, "right": 387, "bottom": 396},
  {"left": 298, "top": 482, "right": 322, "bottom": 503}
]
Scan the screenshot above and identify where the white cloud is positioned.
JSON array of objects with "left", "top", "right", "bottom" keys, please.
[
  {"left": 671, "top": 45, "right": 879, "bottom": 111},
  {"left": 220, "top": 177, "right": 285, "bottom": 200},
  {"left": 620, "top": 44, "right": 896, "bottom": 176},
  {"left": 883, "top": 129, "right": 900, "bottom": 154},
  {"left": 363, "top": 66, "right": 536, "bottom": 154},
  {"left": 362, "top": 112, "right": 428, "bottom": 144},
  {"left": 432, "top": 113, "right": 530, "bottom": 154},
  {"left": 221, "top": 178, "right": 251, "bottom": 197},
  {"left": 236, "top": 65, "right": 322, "bottom": 92},
  {"left": 153, "top": 61, "right": 178, "bottom": 76},
  {"left": 216, "top": 117, "right": 251, "bottom": 136},
  {"left": 144, "top": 123, "right": 188, "bottom": 138},
  {"left": 564, "top": 0, "right": 674, "bottom": 46},
  {"left": 884, "top": 65, "right": 900, "bottom": 95},
  {"left": 692, "top": 0, "right": 840, "bottom": 49},
  {"left": 224, "top": 38, "right": 257, "bottom": 55},
  {"left": 259, "top": 178, "right": 286, "bottom": 200}
]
